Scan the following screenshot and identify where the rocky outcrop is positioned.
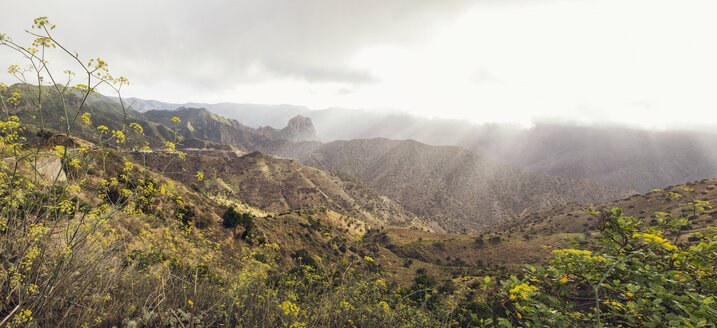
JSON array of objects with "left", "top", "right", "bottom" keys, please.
[
  {"left": 37, "top": 156, "right": 67, "bottom": 184},
  {"left": 257, "top": 115, "right": 320, "bottom": 142},
  {"left": 284, "top": 115, "right": 317, "bottom": 139}
]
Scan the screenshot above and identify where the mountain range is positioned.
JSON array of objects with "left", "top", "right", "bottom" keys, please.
[{"left": 115, "top": 96, "right": 717, "bottom": 193}]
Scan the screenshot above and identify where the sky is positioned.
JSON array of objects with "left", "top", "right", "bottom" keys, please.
[{"left": 2, "top": 0, "right": 717, "bottom": 129}]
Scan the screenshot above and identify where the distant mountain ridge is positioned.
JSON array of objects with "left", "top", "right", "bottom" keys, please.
[
  {"left": 108, "top": 97, "right": 311, "bottom": 128},
  {"left": 143, "top": 107, "right": 322, "bottom": 149}
]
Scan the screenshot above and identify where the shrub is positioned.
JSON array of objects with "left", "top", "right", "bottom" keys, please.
[
  {"left": 222, "top": 207, "right": 255, "bottom": 239},
  {"left": 496, "top": 207, "right": 717, "bottom": 327},
  {"left": 174, "top": 204, "right": 197, "bottom": 225}
]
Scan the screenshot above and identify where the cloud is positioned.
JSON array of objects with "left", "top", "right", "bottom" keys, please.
[
  {"left": 259, "top": 60, "right": 379, "bottom": 85},
  {"left": 0, "top": 0, "right": 472, "bottom": 91},
  {"left": 5, "top": 0, "right": 717, "bottom": 130},
  {"left": 472, "top": 69, "right": 500, "bottom": 84}
]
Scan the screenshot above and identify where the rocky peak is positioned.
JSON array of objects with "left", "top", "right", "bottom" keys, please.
[
  {"left": 281, "top": 115, "right": 319, "bottom": 141},
  {"left": 286, "top": 115, "right": 315, "bottom": 133}
]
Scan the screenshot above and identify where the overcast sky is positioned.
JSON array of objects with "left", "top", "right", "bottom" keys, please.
[{"left": 2, "top": 0, "right": 717, "bottom": 129}]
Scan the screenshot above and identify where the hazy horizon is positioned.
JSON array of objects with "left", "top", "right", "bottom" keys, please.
[{"left": 3, "top": 0, "right": 717, "bottom": 130}]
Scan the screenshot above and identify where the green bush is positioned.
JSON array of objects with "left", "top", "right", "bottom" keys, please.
[
  {"left": 222, "top": 207, "right": 255, "bottom": 239},
  {"left": 496, "top": 207, "right": 717, "bottom": 327}
]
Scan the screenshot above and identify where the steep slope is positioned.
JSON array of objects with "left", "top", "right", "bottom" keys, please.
[
  {"left": 134, "top": 151, "right": 413, "bottom": 226},
  {"left": 299, "top": 138, "right": 631, "bottom": 232},
  {"left": 143, "top": 107, "right": 265, "bottom": 148},
  {"left": 4, "top": 84, "right": 178, "bottom": 147}
]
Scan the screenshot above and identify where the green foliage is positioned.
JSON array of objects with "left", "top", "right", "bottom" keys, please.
[
  {"left": 496, "top": 207, "right": 717, "bottom": 327},
  {"left": 222, "top": 206, "right": 255, "bottom": 239},
  {"left": 174, "top": 204, "right": 197, "bottom": 225},
  {"left": 408, "top": 269, "right": 439, "bottom": 308}
]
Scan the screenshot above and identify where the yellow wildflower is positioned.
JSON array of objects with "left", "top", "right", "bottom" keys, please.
[
  {"left": 112, "top": 130, "right": 125, "bottom": 143},
  {"left": 82, "top": 112, "right": 91, "bottom": 126},
  {"left": 633, "top": 233, "right": 678, "bottom": 251},
  {"left": 279, "top": 300, "right": 299, "bottom": 317},
  {"left": 129, "top": 122, "right": 144, "bottom": 135}
]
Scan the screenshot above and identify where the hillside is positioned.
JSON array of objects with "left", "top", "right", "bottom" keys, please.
[
  {"left": 0, "top": 141, "right": 432, "bottom": 326},
  {"left": 298, "top": 138, "right": 631, "bottom": 232},
  {"left": 368, "top": 177, "right": 717, "bottom": 288},
  {"left": 143, "top": 107, "right": 276, "bottom": 150},
  {"left": 4, "top": 84, "right": 177, "bottom": 147},
  {"left": 486, "top": 178, "right": 717, "bottom": 238},
  {"left": 3, "top": 85, "right": 321, "bottom": 156},
  {"left": 134, "top": 151, "right": 414, "bottom": 227}
]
